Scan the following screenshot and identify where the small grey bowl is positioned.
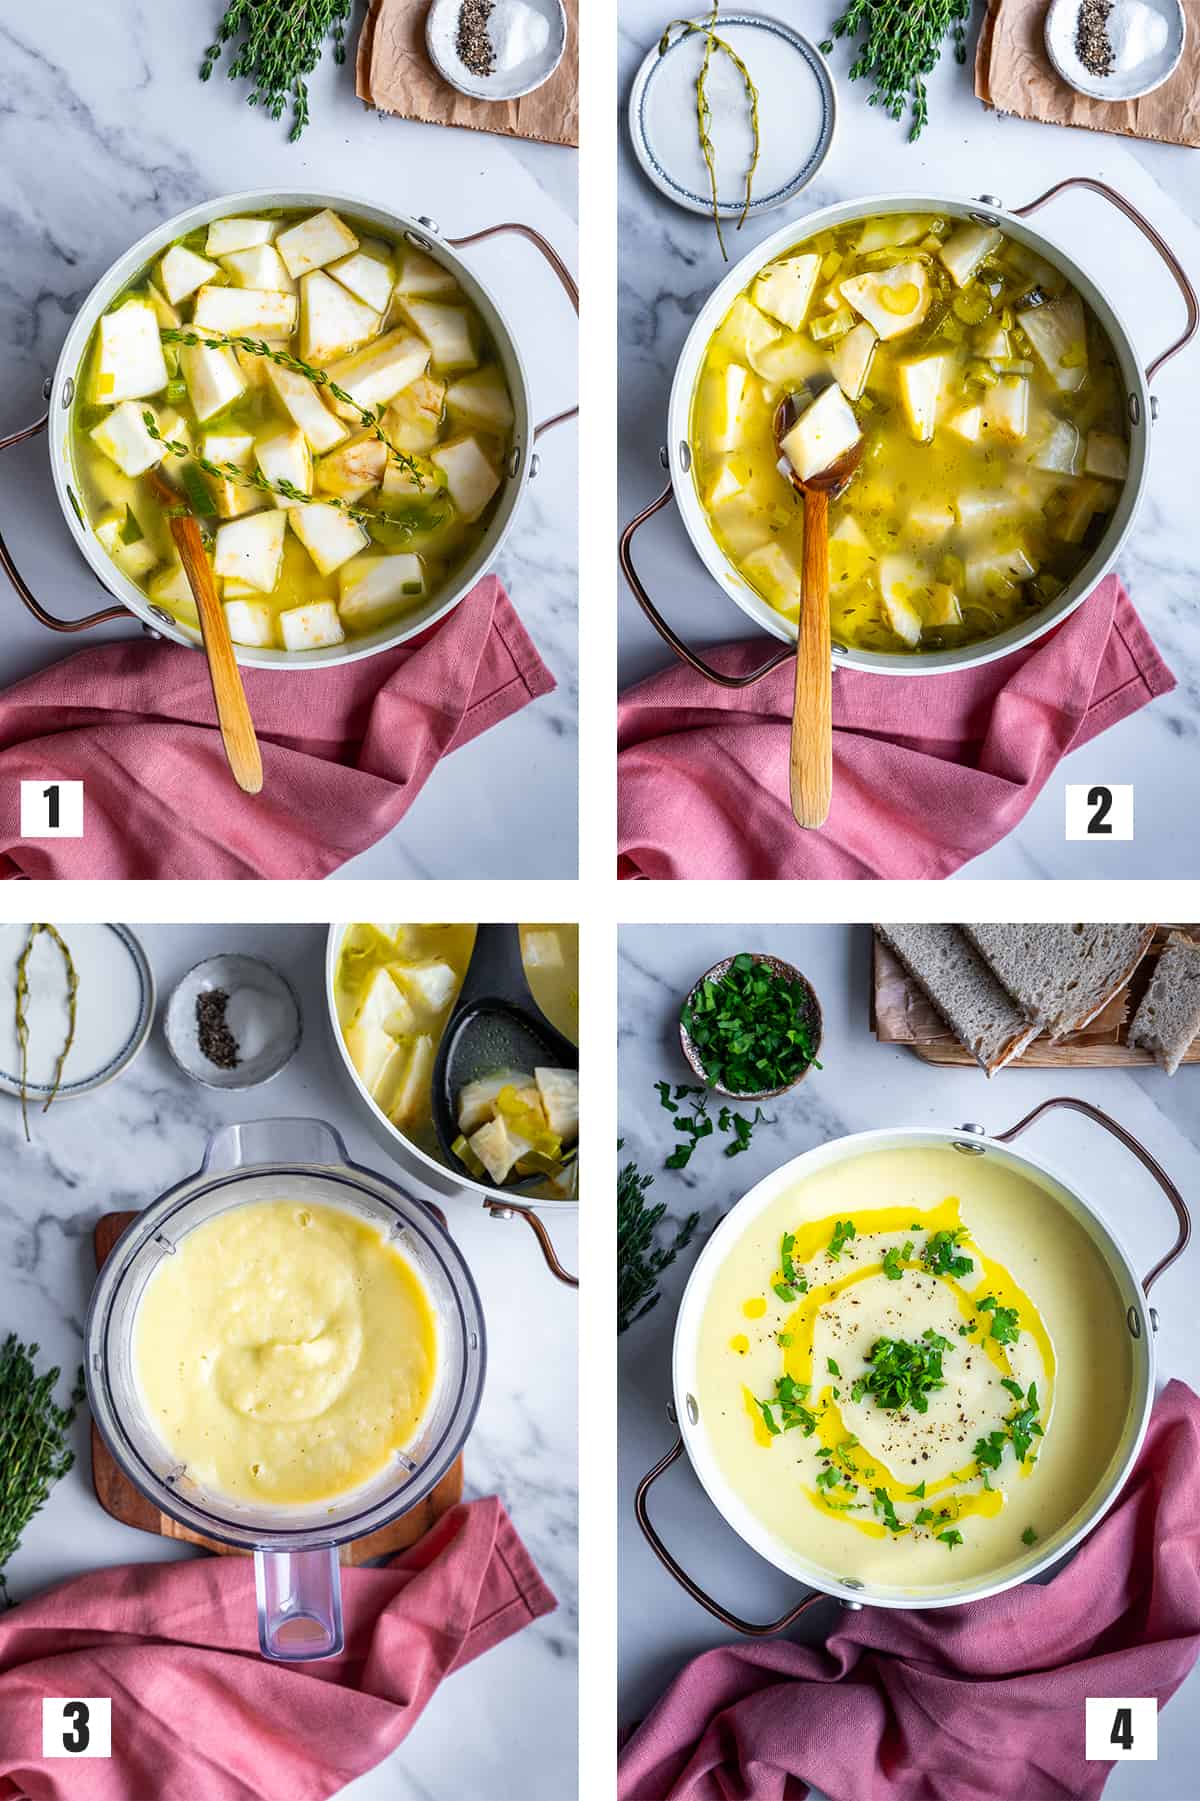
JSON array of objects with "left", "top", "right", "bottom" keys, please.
[
  {"left": 679, "top": 953, "right": 823, "bottom": 1101},
  {"left": 164, "top": 955, "right": 302, "bottom": 1092}
]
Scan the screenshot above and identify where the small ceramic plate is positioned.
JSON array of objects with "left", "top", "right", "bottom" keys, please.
[
  {"left": 165, "top": 954, "right": 302, "bottom": 1092},
  {"left": 426, "top": 0, "right": 567, "bottom": 102},
  {"left": 629, "top": 12, "right": 835, "bottom": 223},
  {"left": 1045, "top": 0, "right": 1186, "bottom": 101},
  {"left": 0, "top": 924, "right": 154, "bottom": 1104}
]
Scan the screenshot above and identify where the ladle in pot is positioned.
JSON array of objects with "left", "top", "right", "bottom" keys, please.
[
  {"left": 431, "top": 924, "right": 577, "bottom": 1200},
  {"left": 773, "top": 386, "right": 863, "bottom": 831},
  {"left": 145, "top": 466, "right": 263, "bottom": 795}
]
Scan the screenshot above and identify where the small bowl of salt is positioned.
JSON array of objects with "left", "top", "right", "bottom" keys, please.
[
  {"left": 426, "top": 0, "right": 567, "bottom": 102},
  {"left": 1045, "top": 0, "right": 1185, "bottom": 102},
  {"left": 165, "top": 954, "right": 302, "bottom": 1092}
]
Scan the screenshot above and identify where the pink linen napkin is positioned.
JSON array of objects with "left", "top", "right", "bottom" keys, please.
[
  {"left": 0, "top": 576, "right": 554, "bottom": 880},
  {"left": 0, "top": 1496, "right": 555, "bottom": 1801},
  {"left": 619, "top": 1379, "right": 1200, "bottom": 1801},
  {"left": 617, "top": 576, "right": 1174, "bottom": 881}
]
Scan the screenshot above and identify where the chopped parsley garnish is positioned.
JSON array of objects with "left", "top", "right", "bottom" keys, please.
[
  {"left": 852, "top": 1330, "right": 950, "bottom": 1414},
  {"left": 882, "top": 1240, "right": 914, "bottom": 1280},
  {"left": 873, "top": 1488, "right": 904, "bottom": 1533},
  {"left": 827, "top": 1357, "right": 841, "bottom": 1377},
  {"left": 780, "top": 1232, "right": 798, "bottom": 1286},
  {"left": 816, "top": 1464, "right": 841, "bottom": 1490},
  {"left": 1000, "top": 1378, "right": 1024, "bottom": 1400},
  {"left": 922, "top": 1227, "right": 974, "bottom": 1279},
  {"left": 973, "top": 1429, "right": 1006, "bottom": 1471},
  {"left": 776, "top": 1332, "right": 793, "bottom": 1347},
  {"left": 656, "top": 1083, "right": 773, "bottom": 1167},
  {"left": 915, "top": 1507, "right": 935, "bottom": 1525},
  {"left": 972, "top": 1383, "right": 1044, "bottom": 1473},
  {"left": 1021, "top": 1526, "right": 1038, "bottom": 1546},
  {"left": 680, "top": 954, "right": 822, "bottom": 1095},
  {"left": 957, "top": 1321, "right": 978, "bottom": 1337},
  {"left": 907, "top": 1481, "right": 926, "bottom": 1498},
  {"left": 938, "top": 1529, "right": 964, "bottom": 1550},
  {"left": 773, "top": 1282, "right": 797, "bottom": 1303},
  {"left": 756, "top": 1398, "right": 780, "bottom": 1437},
  {"left": 829, "top": 1219, "right": 857, "bottom": 1258},
  {"left": 757, "top": 1375, "right": 817, "bottom": 1438},
  {"left": 976, "top": 1295, "right": 1021, "bottom": 1344}
]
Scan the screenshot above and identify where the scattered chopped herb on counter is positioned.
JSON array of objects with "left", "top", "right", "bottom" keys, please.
[
  {"left": 201, "top": 0, "right": 352, "bottom": 142},
  {"left": 617, "top": 1147, "right": 699, "bottom": 1333},
  {"left": 882, "top": 1240, "right": 914, "bottom": 1280},
  {"left": 680, "top": 954, "right": 821, "bottom": 1095},
  {"left": 655, "top": 1082, "right": 774, "bottom": 1168},
  {"left": 819, "top": 0, "right": 972, "bottom": 142},
  {"left": 829, "top": 1218, "right": 857, "bottom": 1259},
  {"left": 1022, "top": 1526, "right": 1039, "bottom": 1546},
  {"left": 922, "top": 1227, "right": 974, "bottom": 1279},
  {"left": 0, "top": 1335, "right": 85, "bottom": 1606},
  {"left": 938, "top": 1528, "right": 964, "bottom": 1550},
  {"left": 853, "top": 1329, "right": 950, "bottom": 1414},
  {"left": 15, "top": 925, "right": 79, "bottom": 1142}
]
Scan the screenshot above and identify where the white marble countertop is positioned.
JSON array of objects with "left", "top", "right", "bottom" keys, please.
[
  {"left": 0, "top": 3, "right": 577, "bottom": 880},
  {"left": 2, "top": 922, "right": 578, "bottom": 1801},
  {"left": 618, "top": 923, "right": 1200, "bottom": 1798},
  {"left": 618, "top": 5, "right": 1200, "bottom": 876}
]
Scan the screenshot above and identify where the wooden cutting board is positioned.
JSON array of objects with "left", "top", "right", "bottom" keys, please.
[
  {"left": 871, "top": 926, "right": 1200, "bottom": 1069},
  {"left": 90, "top": 1212, "right": 464, "bottom": 1562}
]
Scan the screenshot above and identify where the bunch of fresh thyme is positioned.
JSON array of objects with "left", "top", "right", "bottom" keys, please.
[
  {"left": 618, "top": 1148, "right": 699, "bottom": 1333},
  {"left": 202, "top": 0, "right": 353, "bottom": 142},
  {"left": 821, "top": 0, "right": 973, "bottom": 141},
  {"left": 0, "top": 1336, "right": 84, "bottom": 1606}
]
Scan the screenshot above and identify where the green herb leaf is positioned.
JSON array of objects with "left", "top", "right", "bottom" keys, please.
[
  {"left": 938, "top": 1528, "right": 964, "bottom": 1550},
  {"left": 873, "top": 1488, "right": 903, "bottom": 1533},
  {"left": 882, "top": 1240, "right": 913, "bottom": 1280},
  {"left": 823, "top": 0, "right": 972, "bottom": 142},
  {"left": 679, "top": 953, "right": 821, "bottom": 1094},
  {"left": 829, "top": 1218, "right": 857, "bottom": 1258},
  {"left": 0, "top": 1336, "right": 84, "bottom": 1604},
  {"left": 773, "top": 1282, "right": 797, "bottom": 1304},
  {"left": 655, "top": 1080, "right": 678, "bottom": 1112},
  {"left": 827, "top": 1357, "right": 840, "bottom": 1377},
  {"left": 1022, "top": 1526, "right": 1038, "bottom": 1546},
  {"left": 201, "top": 0, "right": 352, "bottom": 142},
  {"left": 907, "top": 1481, "right": 926, "bottom": 1498},
  {"left": 617, "top": 1148, "right": 699, "bottom": 1332},
  {"left": 922, "top": 1227, "right": 974, "bottom": 1279},
  {"left": 855, "top": 1330, "right": 950, "bottom": 1414}
]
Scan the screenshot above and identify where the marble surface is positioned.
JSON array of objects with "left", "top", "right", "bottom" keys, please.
[
  {"left": 618, "top": 924, "right": 1200, "bottom": 1798},
  {"left": 2, "top": 923, "right": 578, "bottom": 1801},
  {"left": 0, "top": 3, "right": 577, "bottom": 879},
  {"left": 618, "top": 4, "right": 1200, "bottom": 876}
]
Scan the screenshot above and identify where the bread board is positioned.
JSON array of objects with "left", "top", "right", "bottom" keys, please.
[
  {"left": 871, "top": 927, "right": 1200, "bottom": 1069},
  {"left": 90, "top": 1212, "right": 464, "bottom": 1561}
]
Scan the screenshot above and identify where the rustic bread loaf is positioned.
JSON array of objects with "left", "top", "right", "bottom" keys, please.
[
  {"left": 875, "top": 925, "right": 1041, "bottom": 1075},
  {"left": 1129, "top": 931, "right": 1200, "bottom": 1075},
  {"left": 962, "top": 924, "right": 1155, "bottom": 1041}
]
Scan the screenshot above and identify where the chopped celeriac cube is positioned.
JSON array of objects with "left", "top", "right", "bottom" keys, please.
[
  {"left": 982, "top": 375, "right": 1028, "bottom": 443},
  {"left": 938, "top": 223, "right": 1003, "bottom": 288},
  {"left": 299, "top": 271, "right": 381, "bottom": 365},
  {"left": 337, "top": 553, "right": 425, "bottom": 628},
  {"left": 158, "top": 244, "right": 218, "bottom": 306},
  {"left": 1028, "top": 416, "right": 1080, "bottom": 475},
  {"left": 383, "top": 376, "right": 447, "bottom": 452},
  {"left": 393, "top": 247, "right": 459, "bottom": 298},
  {"left": 93, "top": 299, "right": 169, "bottom": 404},
  {"left": 401, "top": 300, "right": 477, "bottom": 371},
  {"left": 219, "top": 245, "right": 296, "bottom": 293},
  {"left": 214, "top": 509, "right": 286, "bottom": 592},
  {"left": 704, "top": 460, "right": 743, "bottom": 510},
  {"left": 831, "top": 322, "right": 877, "bottom": 401},
  {"left": 276, "top": 208, "right": 359, "bottom": 279},
  {"left": 718, "top": 297, "right": 778, "bottom": 365},
  {"left": 262, "top": 360, "right": 348, "bottom": 453},
  {"left": 445, "top": 366, "right": 514, "bottom": 433},
  {"left": 146, "top": 282, "right": 182, "bottom": 331},
  {"left": 707, "top": 364, "right": 750, "bottom": 454},
  {"left": 752, "top": 254, "right": 821, "bottom": 331},
  {"left": 287, "top": 503, "right": 369, "bottom": 575},
  {"left": 535, "top": 1068, "right": 579, "bottom": 1144},
  {"left": 780, "top": 383, "right": 861, "bottom": 481},
  {"left": 205, "top": 216, "right": 277, "bottom": 258},
  {"left": 947, "top": 405, "right": 984, "bottom": 445},
  {"left": 148, "top": 561, "right": 198, "bottom": 616},
  {"left": 840, "top": 262, "right": 930, "bottom": 340},
  {"left": 1085, "top": 431, "right": 1129, "bottom": 481},
  {"left": 1017, "top": 293, "right": 1088, "bottom": 392},
  {"left": 94, "top": 510, "right": 158, "bottom": 580},
  {"left": 328, "top": 248, "right": 394, "bottom": 314},
  {"left": 90, "top": 401, "right": 165, "bottom": 478},
  {"left": 203, "top": 428, "right": 260, "bottom": 518},
  {"left": 879, "top": 556, "right": 928, "bottom": 646},
  {"left": 388, "top": 1035, "right": 435, "bottom": 1128},
  {"left": 255, "top": 428, "right": 313, "bottom": 509},
  {"left": 327, "top": 331, "right": 430, "bottom": 419},
  {"left": 316, "top": 432, "right": 388, "bottom": 501},
  {"left": 468, "top": 1116, "right": 528, "bottom": 1185},
  {"left": 180, "top": 337, "right": 246, "bottom": 421},
  {"left": 431, "top": 435, "right": 500, "bottom": 522},
  {"left": 741, "top": 542, "right": 803, "bottom": 618},
  {"left": 457, "top": 1069, "right": 537, "bottom": 1135},
  {"left": 395, "top": 960, "right": 457, "bottom": 1013},
  {"left": 193, "top": 285, "right": 298, "bottom": 337},
  {"left": 223, "top": 598, "right": 276, "bottom": 648},
  {"left": 897, "top": 354, "right": 946, "bottom": 443},
  {"left": 278, "top": 598, "right": 347, "bottom": 650}
]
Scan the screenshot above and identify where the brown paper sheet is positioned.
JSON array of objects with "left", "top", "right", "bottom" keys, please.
[
  {"left": 976, "top": 0, "right": 1200, "bottom": 148},
  {"left": 357, "top": 0, "right": 578, "bottom": 148}
]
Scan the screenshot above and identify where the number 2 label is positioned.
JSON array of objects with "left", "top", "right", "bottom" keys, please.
[{"left": 1065, "top": 784, "right": 1133, "bottom": 842}]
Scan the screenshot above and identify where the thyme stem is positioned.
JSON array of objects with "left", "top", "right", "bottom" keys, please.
[
  {"left": 15, "top": 925, "right": 79, "bottom": 1141},
  {"left": 659, "top": 8, "right": 762, "bottom": 260}
]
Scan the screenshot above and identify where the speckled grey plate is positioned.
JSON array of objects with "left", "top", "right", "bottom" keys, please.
[{"left": 629, "top": 13, "right": 835, "bottom": 223}]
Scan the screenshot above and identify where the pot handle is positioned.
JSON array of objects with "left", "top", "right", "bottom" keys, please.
[
  {"left": 485, "top": 1198, "right": 578, "bottom": 1287},
  {"left": 0, "top": 408, "right": 127, "bottom": 632},
  {"left": 201, "top": 1117, "right": 351, "bottom": 1174},
  {"left": 635, "top": 1432, "right": 824, "bottom": 1634},
  {"left": 993, "top": 1096, "right": 1191, "bottom": 1294},
  {"left": 1011, "top": 178, "right": 1199, "bottom": 384},
  {"left": 255, "top": 1546, "right": 344, "bottom": 1662},
  {"left": 445, "top": 223, "right": 578, "bottom": 441},
  {"left": 619, "top": 478, "right": 794, "bottom": 689}
]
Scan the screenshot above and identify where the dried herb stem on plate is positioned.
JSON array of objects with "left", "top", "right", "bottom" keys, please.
[
  {"left": 201, "top": 0, "right": 352, "bottom": 142},
  {"left": 820, "top": 0, "right": 973, "bottom": 141},
  {"left": 659, "top": 5, "right": 762, "bottom": 259},
  {"left": 0, "top": 1336, "right": 85, "bottom": 1606},
  {"left": 15, "top": 924, "right": 79, "bottom": 1142},
  {"left": 618, "top": 1147, "right": 699, "bottom": 1332}
]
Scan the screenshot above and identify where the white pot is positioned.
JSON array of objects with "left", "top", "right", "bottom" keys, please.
[
  {"left": 9, "top": 189, "right": 576, "bottom": 668},
  {"left": 637, "top": 1100, "right": 1189, "bottom": 1626},
  {"left": 622, "top": 178, "right": 1197, "bottom": 683}
]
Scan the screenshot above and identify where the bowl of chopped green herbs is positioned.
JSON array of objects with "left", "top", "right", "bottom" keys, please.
[{"left": 679, "top": 952, "right": 822, "bottom": 1100}]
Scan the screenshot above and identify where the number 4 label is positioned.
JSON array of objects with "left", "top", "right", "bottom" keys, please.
[
  {"left": 1085, "top": 1696, "right": 1157, "bottom": 1761},
  {"left": 20, "top": 780, "right": 84, "bottom": 839},
  {"left": 42, "top": 1697, "right": 111, "bottom": 1757},
  {"left": 1065, "top": 784, "right": 1134, "bottom": 842}
]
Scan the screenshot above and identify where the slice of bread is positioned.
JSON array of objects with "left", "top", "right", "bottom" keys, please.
[
  {"left": 875, "top": 925, "right": 1041, "bottom": 1075},
  {"left": 963, "top": 923, "right": 1156, "bottom": 1041},
  {"left": 1128, "top": 931, "right": 1200, "bottom": 1075}
]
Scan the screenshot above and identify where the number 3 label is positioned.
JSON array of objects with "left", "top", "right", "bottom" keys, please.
[
  {"left": 1085, "top": 1696, "right": 1157, "bottom": 1761},
  {"left": 42, "top": 1698, "right": 112, "bottom": 1758}
]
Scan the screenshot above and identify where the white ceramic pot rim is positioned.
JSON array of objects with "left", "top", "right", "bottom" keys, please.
[
  {"left": 666, "top": 187, "right": 1154, "bottom": 677},
  {"left": 48, "top": 188, "right": 541, "bottom": 670},
  {"left": 671, "top": 1122, "right": 1155, "bottom": 1612}
]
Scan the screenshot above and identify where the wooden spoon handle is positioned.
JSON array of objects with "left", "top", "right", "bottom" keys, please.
[
  {"left": 169, "top": 515, "right": 263, "bottom": 796},
  {"left": 790, "top": 488, "right": 832, "bottom": 829}
]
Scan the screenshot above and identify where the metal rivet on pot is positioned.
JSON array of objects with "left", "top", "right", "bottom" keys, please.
[
  {"left": 953, "top": 1124, "right": 987, "bottom": 1155},
  {"left": 659, "top": 445, "right": 670, "bottom": 469},
  {"left": 842, "top": 1577, "right": 864, "bottom": 1590},
  {"left": 679, "top": 441, "right": 692, "bottom": 473},
  {"left": 1127, "top": 1305, "right": 1142, "bottom": 1339},
  {"left": 970, "top": 207, "right": 1001, "bottom": 226},
  {"left": 666, "top": 1400, "right": 678, "bottom": 1424},
  {"left": 469, "top": 1331, "right": 479, "bottom": 1350},
  {"left": 490, "top": 1205, "right": 515, "bottom": 1221},
  {"left": 1150, "top": 1307, "right": 1160, "bottom": 1333},
  {"left": 529, "top": 453, "right": 541, "bottom": 480},
  {"left": 60, "top": 376, "right": 74, "bottom": 408},
  {"left": 831, "top": 642, "right": 847, "bottom": 657},
  {"left": 686, "top": 1393, "right": 699, "bottom": 1425},
  {"left": 153, "top": 1231, "right": 176, "bottom": 1254},
  {"left": 507, "top": 446, "right": 521, "bottom": 479},
  {"left": 1128, "top": 394, "right": 1142, "bottom": 426},
  {"left": 841, "top": 1598, "right": 864, "bottom": 1611},
  {"left": 1150, "top": 396, "right": 1160, "bottom": 422},
  {"left": 42, "top": 374, "right": 53, "bottom": 400},
  {"left": 166, "top": 1464, "right": 185, "bottom": 1486}
]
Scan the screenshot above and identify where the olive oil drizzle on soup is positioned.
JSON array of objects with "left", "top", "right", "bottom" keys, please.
[
  {"left": 72, "top": 207, "right": 515, "bottom": 654},
  {"left": 691, "top": 213, "right": 1131, "bottom": 656}
]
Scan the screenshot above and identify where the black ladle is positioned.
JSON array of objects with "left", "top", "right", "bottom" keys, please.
[{"left": 431, "top": 925, "right": 578, "bottom": 1199}]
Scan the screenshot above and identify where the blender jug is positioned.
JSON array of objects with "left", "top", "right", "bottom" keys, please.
[{"left": 85, "top": 1118, "right": 487, "bottom": 1661}]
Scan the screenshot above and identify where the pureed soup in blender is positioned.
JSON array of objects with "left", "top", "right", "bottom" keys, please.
[
  {"left": 133, "top": 1199, "right": 438, "bottom": 1506},
  {"left": 696, "top": 1144, "right": 1132, "bottom": 1591}
]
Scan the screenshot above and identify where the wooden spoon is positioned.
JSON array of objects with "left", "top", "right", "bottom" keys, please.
[
  {"left": 146, "top": 467, "right": 263, "bottom": 795},
  {"left": 774, "top": 389, "right": 863, "bottom": 830}
]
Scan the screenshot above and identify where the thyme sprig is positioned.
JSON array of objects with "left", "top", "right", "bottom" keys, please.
[
  {"left": 659, "top": 6, "right": 762, "bottom": 260},
  {"left": 15, "top": 925, "right": 78, "bottom": 1143},
  {"left": 159, "top": 329, "right": 424, "bottom": 485},
  {"left": 618, "top": 1147, "right": 699, "bottom": 1333},
  {"left": 142, "top": 416, "right": 446, "bottom": 539},
  {"left": 820, "top": 0, "right": 973, "bottom": 142},
  {"left": 201, "top": 0, "right": 352, "bottom": 142},
  {"left": 0, "top": 1336, "right": 85, "bottom": 1606}
]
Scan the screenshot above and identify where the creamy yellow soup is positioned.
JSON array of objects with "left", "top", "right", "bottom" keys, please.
[
  {"left": 691, "top": 213, "right": 1130, "bottom": 655},
  {"left": 134, "top": 1198, "right": 438, "bottom": 1507},
  {"left": 696, "top": 1146, "right": 1132, "bottom": 1592}
]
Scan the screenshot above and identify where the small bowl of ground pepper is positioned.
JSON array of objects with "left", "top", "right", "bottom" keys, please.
[
  {"left": 164, "top": 955, "right": 302, "bottom": 1092},
  {"left": 1045, "top": 0, "right": 1185, "bottom": 102},
  {"left": 679, "top": 952, "right": 823, "bottom": 1102},
  {"left": 426, "top": 0, "right": 567, "bottom": 103}
]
